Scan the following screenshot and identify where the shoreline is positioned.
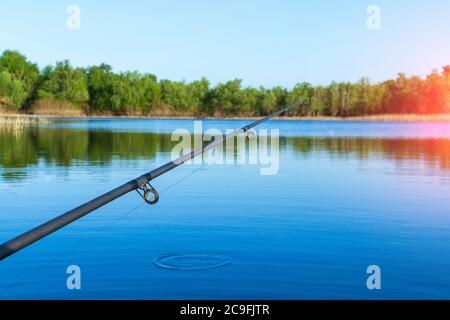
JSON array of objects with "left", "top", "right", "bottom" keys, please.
[{"left": 1, "top": 111, "right": 450, "bottom": 122}]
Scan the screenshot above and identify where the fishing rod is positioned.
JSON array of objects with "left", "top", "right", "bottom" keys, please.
[{"left": 0, "top": 100, "right": 308, "bottom": 261}]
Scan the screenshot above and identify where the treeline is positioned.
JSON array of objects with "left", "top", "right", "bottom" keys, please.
[{"left": 0, "top": 49, "right": 449, "bottom": 117}]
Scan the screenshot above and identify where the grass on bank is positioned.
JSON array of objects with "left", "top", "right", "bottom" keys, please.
[
  {"left": 0, "top": 115, "right": 49, "bottom": 130},
  {"left": 2, "top": 107, "right": 450, "bottom": 123}
]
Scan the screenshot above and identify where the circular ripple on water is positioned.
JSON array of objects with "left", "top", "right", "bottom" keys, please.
[{"left": 153, "top": 254, "right": 234, "bottom": 271}]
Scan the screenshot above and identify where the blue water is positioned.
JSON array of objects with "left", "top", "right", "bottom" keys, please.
[{"left": 1, "top": 119, "right": 450, "bottom": 299}]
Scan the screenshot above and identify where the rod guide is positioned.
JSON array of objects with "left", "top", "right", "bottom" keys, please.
[{"left": 137, "top": 182, "right": 159, "bottom": 205}]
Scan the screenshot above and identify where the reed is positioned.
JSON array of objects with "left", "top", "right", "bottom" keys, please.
[
  {"left": 0, "top": 115, "right": 50, "bottom": 129},
  {"left": 1, "top": 109, "right": 450, "bottom": 122},
  {"left": 305, "top": 114, "right": 450, "bottom": 122}
]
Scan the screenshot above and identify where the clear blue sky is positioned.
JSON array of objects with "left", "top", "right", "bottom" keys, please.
[{"left": 1, "top": 0, "right": 449, "bottom": 88}]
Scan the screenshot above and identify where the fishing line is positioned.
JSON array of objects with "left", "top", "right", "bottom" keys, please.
[
  {"left": 0, "top": 164, "right": 207, "bottom": 296},
  {"left": 1, "top": 103, "right": 297, "bottom": 293},
  {"left": 146, "top": 163, "right": 208, "bottom": 252},
  {"left": 0, "top": 201, "right": 145, "bottom": 296},
  {"left": 0, "top": 101, "right": 307, "bottom": 262}
]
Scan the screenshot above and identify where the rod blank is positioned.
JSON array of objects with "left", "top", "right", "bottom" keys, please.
[{"left": 0, "top": 101, "right": 307, "bottom": 261}]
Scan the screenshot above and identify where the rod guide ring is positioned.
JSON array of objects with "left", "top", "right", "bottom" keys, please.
[
  {"left": 137, "top": 182, "right": 159, "bottom": 205},
  {"left": 143, "top": 187, "right": 159, "bottom": 205}
]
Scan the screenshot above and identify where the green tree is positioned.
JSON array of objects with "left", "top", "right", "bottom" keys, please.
[
  {"left": 424, "top": 68, "right": 449, "bottom": 114},
  {"left": 208, "top": 79, "right": 255, "bottom": 116},
  {"left": 257, "top": 88, "right": 277, "bottom": 115},
  {"left": 187, "top": 78, "right": 209, "bottom": 114},
  {"left": 0, "top": 71, "right": 28, "bottom": 109},
  {"left": 349, "top": 78, "right": 371, "bottom": 116},
  {"left": 37, "top": 60, "right": 89, "bottom": 107},
  {"left": 286, "top": 82, "right": 314, "bottom": 116},
  {"left": 87, "top": 64, "right": 113, "bottom": 113},
  {"left": 0, "top": 50, "right": 39, "bottom": 109},
  {"left": 139, "top": 74, "right": 161, "bottom": 113},
  {"left": 2, "top": 49, "right": 450, "bottom": 117},
  {"left": 160, "top": 80, "right": 190, "bottom": 113}
]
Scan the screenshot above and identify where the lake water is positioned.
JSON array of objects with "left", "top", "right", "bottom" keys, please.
[{"left": 1, "top": 118, "right": 450, "bottom": 299}]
